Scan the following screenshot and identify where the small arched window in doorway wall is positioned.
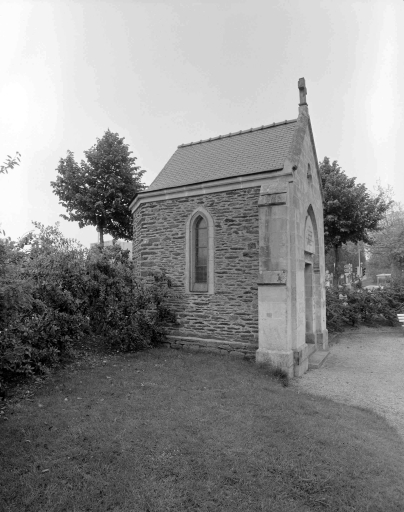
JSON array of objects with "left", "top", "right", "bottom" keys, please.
[
  {"left": 307, "top": 162, "right": 312, "bottom": 180},
  {"left": 193, "top": 216, "right": 208, "bottom": 291}
]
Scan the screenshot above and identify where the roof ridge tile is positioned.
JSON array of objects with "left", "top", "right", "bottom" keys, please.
[{"left": 177, "top": 119, "right": 297, "bottom": 148}]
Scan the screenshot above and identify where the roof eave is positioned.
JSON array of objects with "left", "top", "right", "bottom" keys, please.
[{"left": 130, "top": 167, "right": 287, "bottom": 213}]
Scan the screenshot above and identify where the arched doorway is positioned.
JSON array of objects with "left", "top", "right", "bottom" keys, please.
[
  {"left": 305, "top": 261, "right": 314, "bottom": 341},
  {"left": 304, "top": 208, "right": 319, "bottom": 344}
]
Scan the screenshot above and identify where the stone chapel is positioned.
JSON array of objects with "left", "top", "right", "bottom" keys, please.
[{"left": 131, "top": 78, "right": 328, "bottom": 377}]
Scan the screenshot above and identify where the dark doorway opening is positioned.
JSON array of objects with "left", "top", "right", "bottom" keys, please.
[{"left": 305, "top": 262, "right": 314, "bottom": 343}]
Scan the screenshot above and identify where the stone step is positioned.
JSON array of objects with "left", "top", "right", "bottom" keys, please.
[
  {"left": 308, "top": 350, "right": 329, "bottom": 370},
  {"left": 307, "top": 344, "right": 317, "bottom": 357}
]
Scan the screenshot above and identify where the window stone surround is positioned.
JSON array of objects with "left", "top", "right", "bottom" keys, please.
[{"left": 185, "top": 207, "right": 215, "bottom": 294}]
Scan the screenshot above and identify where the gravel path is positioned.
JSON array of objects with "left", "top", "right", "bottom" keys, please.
[{"left": 294, "top": 326, "right": 404, "bottom": 439}]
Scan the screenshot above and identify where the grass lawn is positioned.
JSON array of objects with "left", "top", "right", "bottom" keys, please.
[{"left": 1, "top": 347, "right": 404, "bottom": 512}]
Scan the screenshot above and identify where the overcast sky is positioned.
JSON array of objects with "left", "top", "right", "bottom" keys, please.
[{"left": 1, "top": 0, "right": 403, "bottom": 247}]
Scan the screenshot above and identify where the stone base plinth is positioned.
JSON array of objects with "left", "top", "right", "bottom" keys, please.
[
  {"left": 255, "top": 349, "right": 294, "bottom": 377},
  {"left": 306, "top": 332, "right": 316, "bottom": 344},
  {"left": 256, "top": 344, "right": 312, "bottom": 377},
  {"left": 316, "top": 329, "right": 329, "bottom": 350},
  {"left": 292, "top": 343, "right": 311, "bottom": 377},
  {"left": 164, "top": 335, "right": 257, "bottom": 360}
]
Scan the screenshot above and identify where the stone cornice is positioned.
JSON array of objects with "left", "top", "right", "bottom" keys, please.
[{"left": 130, "top": 169, "right": 293, "bottom": 213}]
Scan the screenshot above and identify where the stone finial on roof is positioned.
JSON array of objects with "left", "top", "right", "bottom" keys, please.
[{"left": 298, "top": 77, "right": 308, "bottom": 106}]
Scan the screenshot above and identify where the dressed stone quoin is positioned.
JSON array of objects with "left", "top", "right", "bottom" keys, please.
[{"left": 130, "top": 78, "right": 328, "bottom": 377}]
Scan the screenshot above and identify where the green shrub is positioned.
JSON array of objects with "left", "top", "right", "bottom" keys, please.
[
  {"left": 0, "top": 238, "right": 33, "bottom": 329},
  {"left": 325, "top": 288, "right": 346, "bottom": 332},
  {"left": 326, "top": 281, "right": 404, "bottom": 332},
  {"left": 0, "top": 225, "right": 89, "bottom": 383},
  {"left": 0, "top": 224, "right": 176, "bottom": 386},
  {"left": 86, "top": 245, "right": 176, "bottom": 352},
  {"left": 271, "top": 366, "right": 289, "bottom": 387}
]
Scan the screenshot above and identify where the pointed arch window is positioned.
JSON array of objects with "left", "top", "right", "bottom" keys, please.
[
  {"left": 194, "top": 216, "right": 208, "bottom": 286},
  {"left": 186, "top": 208, "right": 214, "bottom": 294}
]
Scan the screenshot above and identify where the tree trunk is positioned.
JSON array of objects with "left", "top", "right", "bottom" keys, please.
[
  {"left": 391, "top": 260, "right": 403, "bottom": 281},
  {"left": 333, "top": 245, "right": 339, "bottom": 287},
  {"left": 98, "top": 225, "right": 104, "bottom": 247}
]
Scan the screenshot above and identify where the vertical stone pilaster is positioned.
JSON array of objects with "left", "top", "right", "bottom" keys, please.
[{"left": 256, "top": 179, "right": 294, "bottom": 376}]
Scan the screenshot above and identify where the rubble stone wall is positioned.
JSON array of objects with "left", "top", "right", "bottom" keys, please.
[{"left": 133, "top": 187, "right": 261, "bottom": 344}]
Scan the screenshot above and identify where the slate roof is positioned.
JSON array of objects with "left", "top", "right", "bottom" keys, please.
[{"left": 146, "top": 119, "right": 297, "bottom": 192}]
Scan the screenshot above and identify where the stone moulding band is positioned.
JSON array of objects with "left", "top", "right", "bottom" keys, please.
[
  {"left": 258, "top": 192, "right": 287, "bottom": 207},
  {"left": 257, "top": 270, "right": 287, "bottom": 285},
  {"left": 130, "top": 170, "right": 293, "bottom": 213}
]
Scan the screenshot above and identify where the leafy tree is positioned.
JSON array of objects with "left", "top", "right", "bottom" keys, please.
[
  {"left": 320, "top": 157, "right": 392, "bottom": 285},
  {"left": 51, "top": 130, "right": 145, "bottom": 245},
  {"left": 367, "top": 204, "right": 404, "bottom": 279},
  {"left": 325, "top": 241, "right": 366, "bottom": 281},
  {"left": 1, "top": 152, "right": 21, "bottom": 175},
  {"left": 1, "top": 152, "right": 21, "bottom": 237}
]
